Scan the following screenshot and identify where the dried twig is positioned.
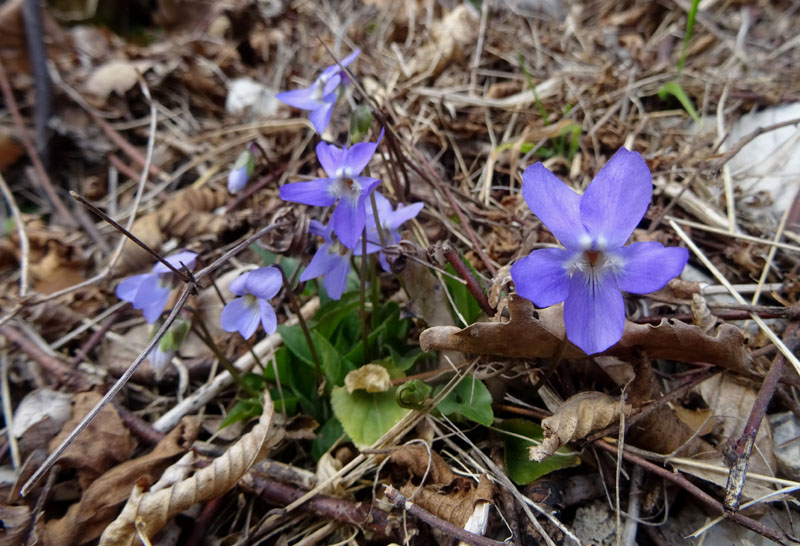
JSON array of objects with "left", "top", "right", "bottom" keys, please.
[{"left": 0, "top": 57, "right": 75, "bottom": 227}]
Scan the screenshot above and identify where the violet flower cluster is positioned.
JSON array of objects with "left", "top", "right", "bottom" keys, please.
[
  {"left": 280, "top": 130, "right": 384, "bottom": 249},
  {"left": 276, "top": 50, "right": 359, "bottom": 134},
  {"left": 510, "top": 148, "right": 689, "bottom": 355}
]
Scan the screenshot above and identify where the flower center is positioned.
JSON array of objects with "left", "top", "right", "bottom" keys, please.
[
  {"left": 584, "top": 250, "right": 601, "bottom": 267},
  {"left": 331, "top": 177, "right": 361, "bottom": 201},
  {"left": 310, "top": 76, "right": 328, "bottom": 102},
  {"left": 245, "top": 294, "right": 258, "bottom": 307}
]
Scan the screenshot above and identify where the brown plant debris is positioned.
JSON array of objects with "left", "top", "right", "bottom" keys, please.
[
  {"left": 99, "top": 391, "right": 275, "bottom": 545},
  {"left": 530, "top": 392, "right": 631, "bottom": 462},
  {"left": 420, "top": 296, "right": 752, "bottom": 373}
]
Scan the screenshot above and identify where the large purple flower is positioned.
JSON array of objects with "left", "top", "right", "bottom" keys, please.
[
  {"left": 279, "top": 129, "right": 383, "bottom": 249},
  {"left": 221, "top": 267, "right": 282, "bottom": 339},
  {"left": 354, "top": 191, "right": 424, "bottom": 271},
  {"left": 510, "top": 148, "right": 689, "bottom": 355},
  {"left": 116, "top": 250, "right": 198, "bottom": 323},
  {"left": 276, "top": 50, "right": 359, "bottom": 134},
  {"left": 299, "top": 220, "right": 353, "bottom": 300}
]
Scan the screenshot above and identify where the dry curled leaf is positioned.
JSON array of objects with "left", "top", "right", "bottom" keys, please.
[
  {"left": 114, "top": 186, "right": 228, "bottom": 275},
  {"left": 691, "top": 293, "right": 717, "bottom": 333},
  {"left": 420, "top": 296, "right": 752, "bottom": 373},
  {"left": 399, "top": 474, "right": 495, "bottom": 528},
  {"left": 99, "top": 391, "right": 275, "bottom": 545},
  {"left": 44, "top": 418, "right": 199, "bottom": 546},
  {"left": 530, "top": 392, "right": 631, "bottom": 462},
  {"left": 390, "top": 444, "right": 456, "bottom": 485}
]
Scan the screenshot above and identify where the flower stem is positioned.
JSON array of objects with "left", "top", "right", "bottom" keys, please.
[
  {"left": 279, "top": 268, "right": 324, "bottom": 388},
  {"left": 360, "top": 226, "right": 370, "bottom": 364},
  {"left": 190, "top": 309, "right": 248, "bottom": 391}
]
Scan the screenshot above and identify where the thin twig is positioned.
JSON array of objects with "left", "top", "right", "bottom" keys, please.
[
  {"left": 0, "top": 172, "right": 30, "bottom": 297},
  {"left": 593, "top": 440, "right": 792, "bottom": 545},
  {"left": 70, "top": 191, "right": 192, "bottom": 282},
  {"left": 0, "top": 57, "right": 75, "bottom": 227},
  {"left": 723, "top": 323, "right": 800, "bottom": 512}
]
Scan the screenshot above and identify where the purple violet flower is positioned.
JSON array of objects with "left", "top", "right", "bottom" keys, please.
[
  {"left": 279, "top": 129, "right": 384, "bottom": 249},
  {"left": 227, "top": 145, "right": 256, "bottom": 194},
  {"left": 221, "top": 267, "right": 282, "bottom": 339},
  {"left": 299, "top": 220, "right": 354, "bottom": 300},
  {"left": 276, "top": 50, "right": 360, "bottom": 134},
  {"left": 510, "top": 148, "right": 689, "bottom": 355},
  {"left": 116, "top": 250, "right": 198, "bottom": 324},
  {"left": 354, "top": 191, "right": 424, "bottom": 271}
]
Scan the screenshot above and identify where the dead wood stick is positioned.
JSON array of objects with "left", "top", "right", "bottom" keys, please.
[
  {"left": 723, "top": 323, "right": 800, "bottom": 512},
  {"left": 242, "top": 474, "right": 401, "bottom": 539},
  {"left": 0, "top": 324, "right": 88, "bottom": 390},
  {"left": 383, "top": 484, "right": 504, "bottom": 546},
  {"left": 593, "top": 440, "right": 793, "bottom": 545}
]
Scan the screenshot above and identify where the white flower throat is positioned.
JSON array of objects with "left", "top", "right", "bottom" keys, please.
[{"left": 330, "top": 175, "right": 361, "bottom": 202}]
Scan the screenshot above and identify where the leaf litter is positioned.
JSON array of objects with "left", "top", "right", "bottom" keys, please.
[{"left": 1, "top": 0, "right": 800, "bottom": 545}]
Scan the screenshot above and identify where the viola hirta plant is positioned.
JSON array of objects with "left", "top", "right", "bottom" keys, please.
[
  {"left": 510, "top": 148, "right": 689, "bottom": 355},
  {"left": 276, "top": 50, "right": 359, "bottom": 134},
  {"left": 221, "top": 266, "right": 282, "bottom": 339},
  {"left": 279, "top": 129, "right": 384, "bottom": 249},
  {"left": 116, "top": 250, "right": 198, "bottom": 323},
  {"left": 299, "top": 220, "right": 353, "bottom": 300}
]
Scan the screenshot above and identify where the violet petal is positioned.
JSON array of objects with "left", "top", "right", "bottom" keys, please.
[
  {"left": 615, "top": 242, "right": 689, "bottom": 294},
  {"left": 510, "top": 248, "right": 572, "bottom": 308}
]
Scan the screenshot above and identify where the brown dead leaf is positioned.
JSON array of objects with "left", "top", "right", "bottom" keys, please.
[
  {"left": 44, "top": 418, "right": 199, "bottom": 546},
  {"left": 390, "top": 444, "right": 456, "bottom": 485},
  {"left": 84, "top": 59, "right": 154, "bottom": 101},
  {"left": 420, "top": 296, "right": 752, "bottom": 373},
  {"left": 0, "top": 505, "right": 29, "bottom": 546},
  {"left": 114, "top": 186, "right": 228, "bottom": 275},
  {"left": 407, "top": 5, "right": 478, "bottom": 78},
  {"left": 50, "top": 391, "right": 136, "bottom": 492},
  {"left": 29, "top": 240, "right": 86, "bottom": 294},
  {"left": 399, "top": 474, "right": 495, "bottom": 528},
  {"left": 530, "top": 392, "right": 631, "bottom": 462},
  {"left": 697, "top": 374, "right": 777, "bottom": 475},
  {"left": 100, "top": 392, "right": 275, "bottom": 545}
]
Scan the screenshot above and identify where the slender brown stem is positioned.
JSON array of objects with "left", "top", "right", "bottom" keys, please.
[{"left": 442, "top": 242, "right": 494, "bottom": 316}]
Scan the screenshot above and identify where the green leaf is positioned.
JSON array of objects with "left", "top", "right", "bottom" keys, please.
[
  {"left": 240, "top": 372, "right": 266, "bottom": 393},
  {"left": 278, "top": 325, "right": 354, "bottom": 387},
  {"left": 330, "top": 386, "right": 410, "bottom": 448},
  {"left": 443, "top": 264, "right": 483, "bottom": 324},
  {"left": 436, "top": 375, "right": 494, "bottom": 426},
  {"left": 387, "top": 346, "right": 429, "bottom": 372},
  {"left": 312, "top": 417, "right": 344, "bottom": 460},
  {"left": 220, "top": 399, "right": 262, "bottom": 429},
  {"left": 657, "top": 81, "right": 700, "bottom": 123},
  {"left": 679, "top": 0, "right": 701, "bottom": 72},
  {"left": 270, "top": 388, "right": 298, "bottom": 415},
  {"left": 497, "top": 419, "right": 581, "bottom": 485}
]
